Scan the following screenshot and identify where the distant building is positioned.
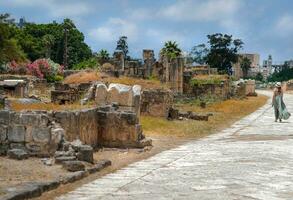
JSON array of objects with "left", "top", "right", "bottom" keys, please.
[
  {"left": 232, "top": 53, "right": 260, "bottom": 79},
  {"left": 17, "top": 17, "right": 26, "bottom": 28}
]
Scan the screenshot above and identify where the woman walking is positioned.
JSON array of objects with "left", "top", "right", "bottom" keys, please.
[{"left": 272, "top": 82, "right": 291, "bottom": 122}]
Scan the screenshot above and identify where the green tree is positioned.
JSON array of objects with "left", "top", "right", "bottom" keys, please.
[
  {"left": 97, "top": 49, "right": 110, "bottom": 64},
  {"left": 161, "top": 41, "right": 182, "bottom": 59},
  {"left": 42, "top": 34, "right": 55, "bottom": 58},
  {"left": 206, "top": 33, "right": 243, "bottom": 75},
  {"left": 115, "top": 36, "right": 129, "bottom": 59},
  {"left": 190, "top": 44, "right": 209, "bottom": 64},
  {"left": 268, "top": 62, "right": 293, "bottom": 82},
  {"left": 255, "top": 72, "right": 264, "bottom": 82},
  {"left": 11, "top": 18, "right": 91, "bottom": 68},
  {"left": 240, "top": 57, "right": 251, "bottom": 78},
  {"left": 0, "top": 13, "right": 26, "bottom": 65}
]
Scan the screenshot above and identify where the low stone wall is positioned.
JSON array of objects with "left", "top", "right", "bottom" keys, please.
[
  {"left": 140, "top": 89, "right": 173, "bottom": 118},
  {"left": 97, "top": 106, "right": 146, "bottom": 148},
  {"left": 184, "top": 81, "right": 230, "bottom": 100},
  {"left": 0, "top": 105, "right": 150, "bottom": 156},
  {"left": 245, "top": 80, "right": 256, "bottom": 96},
  {"left": 0, "top": 110, "right": 63, "bottom": 156},
  {"left": 54, "top": 108, "right": 99, "bottom": 146}
]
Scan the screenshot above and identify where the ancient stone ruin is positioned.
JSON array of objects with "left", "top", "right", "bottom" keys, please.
[{"left": 0, "top": 82, "right": 151, "bottom": 158}]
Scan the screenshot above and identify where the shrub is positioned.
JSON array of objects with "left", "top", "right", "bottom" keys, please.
[
  {"left": 27, "top": 58, "right": 64, "bottom": 81},
  {"left": 73, "top": 57, "right": 100, "bottom": 70},
  {"left": 190, "top": 75, "right": 225, "bottom": 86}
]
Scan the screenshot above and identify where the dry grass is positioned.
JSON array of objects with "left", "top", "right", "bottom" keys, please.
[
  {"left": 141, "top": 95, "right": 268, "bottom": 139},
  {"left": 63, "top": 71, "right": 167, "bottom": 89},
  {"left": 10, "top": 101, "right": 95, "bottom": 112},
  {"left": 63, "top": 71, "right": 100, "bottom": 84}
]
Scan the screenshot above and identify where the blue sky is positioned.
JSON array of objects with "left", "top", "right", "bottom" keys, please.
[{"left": 1, "top": 0, "right": 293, "bottom": 64}]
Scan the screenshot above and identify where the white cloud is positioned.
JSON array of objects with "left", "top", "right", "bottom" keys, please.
[
  {"left": 146, "top": 29, "right": 185, "bottom": 45},
  {"left": 0, "top": 0, "right": 93, "bottom": 18},
  {"left": 275, "top": 14, "right": 293, "bottom": 36},
  {"left": 160, "top": 0, "right": 242, "bottom": 23},
  {"left": 89, "top": 18, "right": 138, "bottom": 42}
]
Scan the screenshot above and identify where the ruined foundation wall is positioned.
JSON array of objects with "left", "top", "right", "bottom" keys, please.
[
  {"left": 0, "top": 110, "right": 63, "bottom": 156},
  {"left": 54, "top": 108, "right": 99, "bottom": 146},
  {"left": 97, "top": 108, "right": 144, "bottom": 148},
  {"left": 141, "top": 89, "right": 173, "bottom": 118},
  {"left": 183, "top": 81, "right": 230, "bottom": 100}
]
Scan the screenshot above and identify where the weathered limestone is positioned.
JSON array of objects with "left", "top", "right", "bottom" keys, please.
[
  {"left": 0, "top": 79, "right": 28, "bottom": 98},
  {"left": 245, "top": 79, "right": 256, "bottom": 96},
  {"left": 51, "top": 83, "right": 92, "bottom": 104},
  {"left": 183, "top": 79, "right": 230, "bottom": 100},
  {"left": 82, "top": 83, "right": 141, "bottom": 116},
  {"left": 141, "top": 89, "right": 173, "bottom": 118},
  {"left": 97, "top": 106, "right": 148, "bottom": 148},
  {"left": 0, "top": 110, "right": 64, "bottom": 156},
  {"left": 7, "top": 148, "right": 29, "bottom": 160},
  {"left": 162, "top": 56, "right": 184, "bottom": 94}
]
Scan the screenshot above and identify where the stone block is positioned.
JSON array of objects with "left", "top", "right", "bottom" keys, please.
[
  {"left": 10, "top": 143, "right": 26, "bottom": 150},
  {"left": 25, "top": 143, "right": 42, "bottom": 155},
  {"left": 0, "top": 110, "right": 9, "bottom": 124},
  {"left": 120, "top": 111, "right": 137, "bottom": 125},
  {"left": 0, "top": 125, "right": 7, "bottom": 142},
  {"left": 95, "top": 83, "right": 107, "bottom": 106},
  {"left": 32, "top": 127, "right": 51, "bottom": 143},
  {"left": 76, "top": 145, "right": 94, "bottom": 163},
  {"left": 61, "top": 171, "right": 88, "bottom": 184},
  {"left": 8, "top": 125, "right": 26, "bottom": 143},
  {"left": 62, "top": 161, "right": 85, "bottom": 172},
  {"left": 107, "top": 83, "right": 133, "bottom": 106},
  {"left": 8, "top": 149, "right": 29, "bottom": 160},
  {"left": 0, "top": 143, "right": 8, "bottom": 156},
  {"left": 19, "top": 113, "right": 39, "bottom": 126},
  {"left": 55, "top": 156, "right": 76, "bottom": 164}
]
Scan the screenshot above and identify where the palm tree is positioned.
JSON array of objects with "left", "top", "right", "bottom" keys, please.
[
  {"left": 42, "top": 34, "right": 55, "bottom": 58},
  {"left": 161, "top": 41, "right": 182, "bottom": 59},
  {"left": 97, "top": 49, "right": 110, "bottom": 63},
  {"left": 240, "top": 57, "right": 252, "bottom": 79}
]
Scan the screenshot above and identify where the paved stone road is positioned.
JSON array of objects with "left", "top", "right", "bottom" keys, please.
[{"left": 57, "top": 91, "right": 293, "bottom": 200}]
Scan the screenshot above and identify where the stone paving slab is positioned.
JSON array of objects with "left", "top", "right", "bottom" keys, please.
[{"left": 57, "top": 91, "right": 293, "bottom": 200}]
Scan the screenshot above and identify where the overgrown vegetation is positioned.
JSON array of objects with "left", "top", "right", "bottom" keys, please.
[
  {"left": 73, "top": 57, "right": 100, "bottom": 70},
  {"left": 189, "top": 75, "right": 227, "bottom": 86}
]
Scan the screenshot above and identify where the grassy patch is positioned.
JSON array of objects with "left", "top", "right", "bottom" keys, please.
[{"left": 141, "top": 95, "right": 268, "bottom": 138}]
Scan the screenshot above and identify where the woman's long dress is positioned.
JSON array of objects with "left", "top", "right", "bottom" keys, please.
[{"left": 274, "top": 94, "right": 291, "bottom": 120}]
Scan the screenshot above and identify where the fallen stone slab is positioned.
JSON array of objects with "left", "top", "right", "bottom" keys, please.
[
  {"left": 55, "top": 156, "right": 76, "bottom": 164},
  {"left": 0, "top": 180, "right": 61, "bottom": 200},
  {"left": 7, "top": 149, "right": 29, "bottom": 160},
  {"left": 76, "top": 145, "right": 93, "bottom": 163},
  {"left": 62, "top": 161, "right": 85, "bottom": 172},
  {"left": 54, "top": 150, "right": 75, "bottom": 158},
  {"left": 1, "top": 182, "right": 42, "bottom": 200},
  {"left": 137, "top": 138, "right": 152, "bottom": 148},
  {"left": 87, "top": 159, "right": 112, "bottom": 174},
  {"left": 61, "top": 171, "right": 88, "bottom": 184}
]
